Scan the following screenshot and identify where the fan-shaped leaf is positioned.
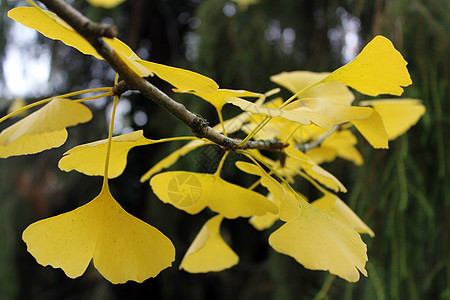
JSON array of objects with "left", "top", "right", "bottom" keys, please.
[
  {"left": 0, "top": 99, "right": 92, "bottom": 158},
  {"left": 59, "top": 130, "right": 153, "bottom": 178},
  {"left": 180, "top": 215, "right": 238, "bottom": 273},
  {"left": 269, "top": 202, "right": 368, "bottom": 282},
  {"left": 150, "top": 171, "right": 277, "bottom": 218},
  {"left": 22, "top": 184, "right": 175, "bottom": 284},
  {"left": 271, "top": 71, "right": 355, "bottom": 105},
  {"left": 322, "top": 36, "right": 411, "bottom": 96}
]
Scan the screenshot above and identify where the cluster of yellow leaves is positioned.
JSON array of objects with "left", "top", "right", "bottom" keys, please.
[
  {"left": 141, "top": 35, "right": 423, "bottom": 282},
  {"left": 1, "top": 1, "right": 426, "bottom": 285}
]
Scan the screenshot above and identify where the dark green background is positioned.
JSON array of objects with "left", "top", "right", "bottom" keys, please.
[{"left": 0, "top": 0, "right": 448, "bottom": 299}]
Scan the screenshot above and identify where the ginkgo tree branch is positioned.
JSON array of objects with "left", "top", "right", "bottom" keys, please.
[{"left": 37, "top": 0, "right": 286, "bottom": 152}]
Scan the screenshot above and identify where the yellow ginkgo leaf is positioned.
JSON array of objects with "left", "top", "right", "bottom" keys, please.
[
  {"left": 312, "top": 192, "right": 374, "bottom": 237},
  {"left": 351, "top": 110, "right": 389, "bottom": 149},
  {"left": 226, "top": 97, "right": 334, "bottom": 131},
  {"left": 360, "top": 99, "right": 426, "bottom": 140},
  {"left": 322, "top": 35, "right": 412, "bottom": 96},
  {"left": 235, "top": 161, "right": 285, "bottom": 201},
  {"left": 277, "top": 186, "right": 305, "bottom": 222},
  {"left": 150, "top": 171, "right": 278, "bottom": 219},
  {"left": 227, "top": 97, "right": 372, "bottom": 132},
  {"left": 150, "top": 171, "right": 207, "bottom": 214},
  {"left": 176, "top": 89, "right": 263, "bottom": 111},
  {"left": 290, "top": 123, "right": 326, "bottom": 145},
  {"left": 87, "top": 0, "right": 126, "bottom": 9},
  {"left": 283, "top": 99, "right": 373, "bottom": 126},
  {"left": 180, "top": 215, "right": 239, "bottom": 273},
  {"left": 0, "top": 99, "right": 92, "bottom": 158},
  {"left": 22, "top": 184, "right": 175, "bottom": 284},
  {"left": 322, "top": 130, "right": 363, "bottom": 165},
  {"left": 9, "top": 7, "right": 97, "bottom": 56},
  {"left": 269, "top": 202, "right": 368, "bottom": 282},
  {"left": 244, "top": 118, "right": 299, "bottom": 141},
  {"left": 138, "top": 60, "right": 219, "bottom": 93},
  {"left": 59, "top": 130, "right": 153, "bottom": 178},
  {"left": 220, "top": 111, "right": 253, "bottom": 134},
  {"left": 113, "top": 49, "right": 153, "bottom": 77},
  {"left": 271, "top": 71, "right": 355, "bottom": 105},
  {"left": 237, "top": 97, "right": 297, "bottom": 141},
  {"left": 140, "top": 140, "right": 210, "bottom": 182},
  {"left": 249, "top": 200, "right": 280, "bottom": 230},
  {"left": 235, "top": 161, "right": 283, "bottom": 230},
  {"left": 140, "top": 112, "right": 251, "bottom": 182},
  {"left": 8, "top": 7, "right": 151, "bottom": 77},
  {"left": 306, "top": 130, "right": 363, "bottom": 166},
  {"left": 305, "top": 147, "right": 337, "bottom": 165},
  {"left": 285, "top": 146, "right": 347, "bottom": 193}
]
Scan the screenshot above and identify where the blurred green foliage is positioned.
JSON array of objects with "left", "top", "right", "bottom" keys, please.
[{"left": 0, "top": 0, "right": 448, "bottom": 299}]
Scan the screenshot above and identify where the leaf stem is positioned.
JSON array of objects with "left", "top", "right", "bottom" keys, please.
[
  {"left": 279, "top": 81, "right": 320, "bottom": 109},
  {"left": 74, "top": 91, "right": 114, "bottom": 103},
  {"left": 102, "top": 76, "right": 120, "bottom": 187},
  {"left": 294, "top": 169, "right": 327, "bottom": 194},
  {"left": 150, "top": 136, "right": 201, "bottom": 144},
  {"left": 26, "top": 0, "right": 40, "bottom": 9},
  {"left": 283, "top": 124, "right": 302, "bottom": 144},
  {"left": 238, "top": 150, "right": 300, "bottom": 202},
  {"left": 248, "top": 179, "right": 262, "bottom": 191},
  {"left": 102, "top": 95, "right": 118, "bottom": 187},
  {"left": 214, "top": 150, "right": 230, "bottom": 176},
  {"left": 216, "top": 108, "right": 227, "bottom": 137},
  {"left": 238, "top": 116, "right": 271, "bottom": 146}
]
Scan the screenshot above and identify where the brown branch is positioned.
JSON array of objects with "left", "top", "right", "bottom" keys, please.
[{"left": 38, "top": 0, "right": 286, "bottom": 152}]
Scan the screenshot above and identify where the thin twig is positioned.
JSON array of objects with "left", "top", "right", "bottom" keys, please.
[{"left": 297, "top": 125, "right": 339, "bottom": 152}]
